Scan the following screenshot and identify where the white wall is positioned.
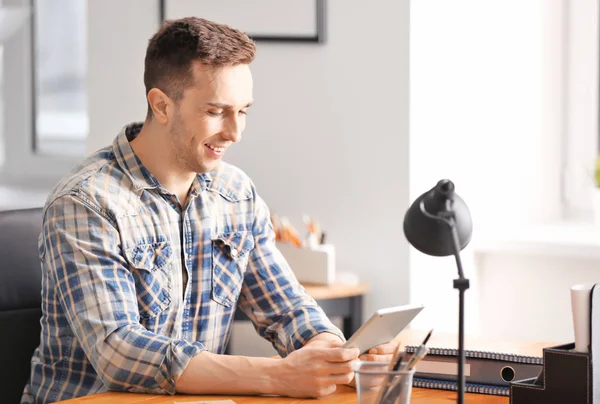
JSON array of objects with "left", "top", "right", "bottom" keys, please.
[
  {"left": 87, "top": 0, "right": 411, "bottom": 354},
  {"left": 476, "top": 249, "right": 600, "bottom": 343},
  {"left": 409, "top": 0, "right": 567, "bottom": 336},
  {"left": 86, "top": 0, "right": 158, "bottom": 152},
  {"left": 226, "top": 0, "right": 411, "bottom": 317}
]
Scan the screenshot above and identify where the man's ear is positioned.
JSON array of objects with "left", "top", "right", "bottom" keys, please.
[{"left": 147, "top": 88, "right": 172, "bottom": 124}]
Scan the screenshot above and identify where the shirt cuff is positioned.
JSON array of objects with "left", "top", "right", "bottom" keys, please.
[
  {"left": 155, "top": 340, "right": 205, "bottom": 394},
  {"left": 283, "top": 310, "right": 345, "bottom": 356}
]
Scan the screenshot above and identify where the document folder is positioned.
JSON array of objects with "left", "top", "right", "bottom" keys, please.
[{"left": 405, "top": 345, "right": 543, "bottom": 396}]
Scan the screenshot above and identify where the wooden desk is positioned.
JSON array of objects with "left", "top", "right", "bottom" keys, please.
[
  {"left": 59, "top": 330, "right": 555, "bottom": 403},
  {"left": 58, "top": 385, "right": 509, "bottom": 403}
]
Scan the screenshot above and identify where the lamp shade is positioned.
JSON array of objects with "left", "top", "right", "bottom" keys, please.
[{"left": 403, "top": 179, "right": 472, "bottom": 257}]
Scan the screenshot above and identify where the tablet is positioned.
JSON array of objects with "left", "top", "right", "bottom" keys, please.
[{"left": 342, "top": 303, "right": 424, "bottom": 354}]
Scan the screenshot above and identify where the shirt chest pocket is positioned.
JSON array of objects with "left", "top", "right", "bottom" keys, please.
[
  {"left": 124, "top": 241, "right": 173, "bottom": 318},
  {"left": 211, "top": 232, "right": 255, "bottom": 307}
]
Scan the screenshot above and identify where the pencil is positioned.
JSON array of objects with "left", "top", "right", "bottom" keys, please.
[
  {"left": 375, "top": 342, "right": 404, "bottom": 403},
  {"left": 389, "top": 342, "right": 404, "bottom": 370},
  {"left": 421, "top": 328, "right": 434, "bottom": 346}
]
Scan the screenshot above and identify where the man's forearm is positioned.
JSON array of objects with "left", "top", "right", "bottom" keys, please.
[
  {"left": 304, "top": 331, "right": 345, "bottom": 347},
  {"left": 175, "top": 351, "right": 282, "bottom": 395}
]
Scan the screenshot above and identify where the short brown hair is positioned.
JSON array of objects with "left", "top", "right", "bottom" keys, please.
[{"left": 144, "top": 17, "right": 256, "bottom": 117}]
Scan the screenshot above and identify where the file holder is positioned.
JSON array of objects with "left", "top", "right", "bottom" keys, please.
[
  {"left": 276, "top": 242, "right": 335, "bottom": 285},
  {"left": 510, "top": 283, "right": 600, "bottom": 404}
]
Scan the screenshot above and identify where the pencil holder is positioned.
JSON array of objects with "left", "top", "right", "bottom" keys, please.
[
  {"left": 510, "top": 343, "right": 590, "bottom": 404},
  {"left": 354, "top": 361, "right": 415, "bottom": 404}
]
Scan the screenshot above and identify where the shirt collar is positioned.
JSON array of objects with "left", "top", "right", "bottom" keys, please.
[{"left": 112, "top": 122, "right": 213, "bottom": 196}]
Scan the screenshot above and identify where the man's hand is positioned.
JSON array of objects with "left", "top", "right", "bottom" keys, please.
[
  {"left": 303, "top": 334, "right": 400, "bottom": 389},
  {"left": 359, "top": 341, "right": 399, "bottom": 364},
  {"left": 275, "top": 340, "right": 359, "bottom": 398},
  {"left": 306, "top": 334, "right": 399, "bottom": 364},
  {"left": 344, "top": 340, "right": 399, "bottom": 388}
]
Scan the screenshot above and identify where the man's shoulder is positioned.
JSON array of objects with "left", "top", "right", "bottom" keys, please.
[
  {"left": 207, "top": 162, "right": 255, "bottom": 202},
  {"left": 45, "top": 146, "right": 135, "bottom": 216}
]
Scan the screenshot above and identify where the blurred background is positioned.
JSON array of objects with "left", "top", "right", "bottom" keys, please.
[{"left": 1, "top": 0, "right": 598, "bottom": 356}]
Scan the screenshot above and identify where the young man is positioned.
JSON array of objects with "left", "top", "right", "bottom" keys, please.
[{"left": 22, "top": 17, "right": 396, "bottom": 403}]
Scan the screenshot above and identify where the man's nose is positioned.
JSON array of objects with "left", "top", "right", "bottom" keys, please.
[{"left": 223, "top": 116, "right": 242, "bottom": 143}]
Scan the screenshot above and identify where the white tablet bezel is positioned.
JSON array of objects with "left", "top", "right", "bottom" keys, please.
[{"left": 342, "top": 303, "right": 424, "bottom": 354}]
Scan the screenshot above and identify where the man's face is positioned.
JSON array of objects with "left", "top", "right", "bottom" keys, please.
[{"left": 168, "top": 62, "right": 253, "bottom": 173}]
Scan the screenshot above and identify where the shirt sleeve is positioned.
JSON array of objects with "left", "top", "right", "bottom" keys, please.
[
  {"left": 237, "top": 193, "right": 345, "bottom": 357},
  {"left": 42, "top": 194, "right": 204, "bottom": 394}
]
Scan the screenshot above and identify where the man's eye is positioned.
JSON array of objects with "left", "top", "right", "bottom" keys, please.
[
  {"left": 239, "top": 110, "right": 248, "bottom": 115},
  {"left": 207, "top": 110, "right": 222, "bottom": 116}
]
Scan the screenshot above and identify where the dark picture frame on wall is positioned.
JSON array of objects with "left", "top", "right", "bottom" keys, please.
[{"left": 159, "top": 0, "right": 326, "bottom": 43}]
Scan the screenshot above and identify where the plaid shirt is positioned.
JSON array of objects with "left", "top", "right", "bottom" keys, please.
[{"left": 22, "top": 123, "right": 343, "bottom": 404}]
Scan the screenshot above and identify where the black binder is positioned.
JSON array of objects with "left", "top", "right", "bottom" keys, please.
[
  {"left": 413, "top": 378, "right": 511, "bottom": 396},
  {"left": 405, "top": 345, "right": 543, "bottom": 396}
]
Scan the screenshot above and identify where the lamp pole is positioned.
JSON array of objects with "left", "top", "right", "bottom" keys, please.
[
  {"left": 418, "top": 196, "right": 469, "bottom": 404},
  {"left": 450, "top": 221, "right": 469, "bottom": 404}
]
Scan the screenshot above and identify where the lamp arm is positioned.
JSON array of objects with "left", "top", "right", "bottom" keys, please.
[{"left": 448, "top": 217, "right": 466, "bottom": 280}]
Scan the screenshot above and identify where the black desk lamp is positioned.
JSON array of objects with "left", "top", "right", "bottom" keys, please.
[{"left": 403, "top": 179, "right": 473, "bottom": 404}]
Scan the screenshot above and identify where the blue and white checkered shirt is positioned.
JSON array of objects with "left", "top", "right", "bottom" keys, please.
[{"left": 22, "top": 123, "right": 343, "bottom": 404}]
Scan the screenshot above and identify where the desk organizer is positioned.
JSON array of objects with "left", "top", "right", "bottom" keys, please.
[
  {"left": 510, "top": 343, "right": 590, "bottom": 403},
  {"left": 510, "top": 283, "right": 600, "bottom": 404},
  {"left": 276, "top": 242, "right": 335, "bottom": 285}
]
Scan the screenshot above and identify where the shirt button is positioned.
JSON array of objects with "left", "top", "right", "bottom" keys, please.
[{"left": 230, "top": 248, "right": 238, "bottom": 257}]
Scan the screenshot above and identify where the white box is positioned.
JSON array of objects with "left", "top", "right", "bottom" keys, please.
[{"left": 276, "top": 242, "right": 335, "bottom": 285}]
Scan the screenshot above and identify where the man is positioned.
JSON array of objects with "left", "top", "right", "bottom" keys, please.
[{"left": 22, "top": 17, "right": 396, "bottom": 403}]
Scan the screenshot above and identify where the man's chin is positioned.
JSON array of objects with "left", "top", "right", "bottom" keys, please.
[{"left": 197, "top": 160, "right": 221, "bottom": 174}]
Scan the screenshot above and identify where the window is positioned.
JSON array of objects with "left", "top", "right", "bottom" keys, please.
[
  {"left": 562, "top": 0, "right": 599, "bottom": 219},
  {"left": 33, "top": 0, "right": 87, "bottom": 156},
  {"left": 0, "top": 0, "right": 83, "bottom": 185},
  {"left": 0, "top": 45, "right": 4, "bottom": 168},
  {"left": 0, "top": 1, "right": 31, "bottom": 168}
]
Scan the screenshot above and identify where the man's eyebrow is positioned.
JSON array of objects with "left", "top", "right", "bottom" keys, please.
[{"left": 206, "top": 101, "right": 254, "bottom": 109}]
